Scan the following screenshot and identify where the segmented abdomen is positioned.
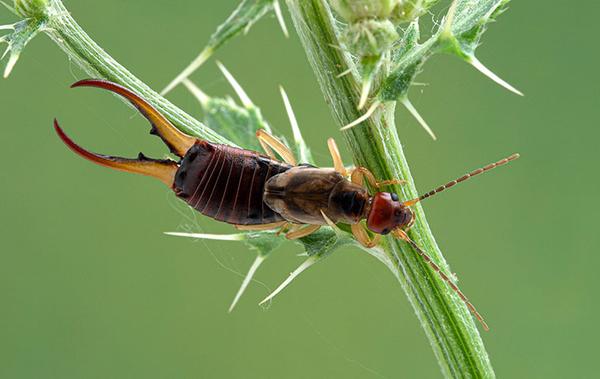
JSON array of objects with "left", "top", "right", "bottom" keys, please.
[{"left": 173, "top": 141, "right": 291, "bottom": 225}]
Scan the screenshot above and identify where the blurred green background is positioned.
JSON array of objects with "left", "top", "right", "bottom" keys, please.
[{"left": 1, "top": 1, "right": 597, "bottom": 378}]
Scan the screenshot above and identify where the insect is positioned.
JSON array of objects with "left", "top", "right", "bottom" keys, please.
[{"left": 54, "top": 79, "right": 519, "bottom": 330}]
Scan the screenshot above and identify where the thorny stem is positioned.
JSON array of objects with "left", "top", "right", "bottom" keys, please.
[
  {"left": 286, "top": 1, "right": 494, "bottom": 378},
  {"left": 41, "top": 0, "right": 232, "bottom": 145}
]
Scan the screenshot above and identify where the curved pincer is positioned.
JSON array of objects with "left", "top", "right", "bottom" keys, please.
[
  {"left": 71, "top": 79, "right": 195, "bottom": 157},
  {"left": 54, "top": 119, "right": 178, "bottom": 187}
]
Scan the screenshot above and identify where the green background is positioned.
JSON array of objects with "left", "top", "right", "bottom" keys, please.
[{"left": 1, "top": 1, "right": 597, "bottom": 378}]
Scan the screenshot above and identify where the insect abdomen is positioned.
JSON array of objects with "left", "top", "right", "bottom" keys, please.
[{"left": 174, "top": 141, "right": 291, "bottom": 225}]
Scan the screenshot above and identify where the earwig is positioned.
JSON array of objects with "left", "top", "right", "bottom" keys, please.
[{"left": 54, "top": 80, "right": 519, "bottom": 330}]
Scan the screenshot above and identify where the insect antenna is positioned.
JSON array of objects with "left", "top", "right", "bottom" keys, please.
[
  {"left": 392, "top": 228, "right": 489, "bottom": 331},
  {"left": 404, "top": 153, "right": 519, "bottom": 207}
]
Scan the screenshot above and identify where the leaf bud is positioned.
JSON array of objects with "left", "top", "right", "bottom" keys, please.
[{"left": 340, "top": 19, "right": 399, "bottom": 56}]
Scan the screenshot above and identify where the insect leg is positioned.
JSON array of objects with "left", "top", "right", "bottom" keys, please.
[
  {"left": 234, "top": 221, "right": 288, "bottom": 231},
  {"left": 285, "top": 224, "right": 320, "bottom": 240},
  {"left": 351, "top": 223, "right": 381, "bottom": 248},
  {"left": 276, "top": 222, "right": 294, "bottom": 236},
  {"left": 327, "top": 138, "right": 348, "bottom": 176},
  {"left": 350, "top": 167, "right": 406, "bottom": 189},
  {"left": 256, "top": 129, "right": 297, "bottom": 165}
]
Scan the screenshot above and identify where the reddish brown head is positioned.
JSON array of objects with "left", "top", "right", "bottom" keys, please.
[
  {"left": 366, "top": 192, "right": 414, "bottom": 235},
  {"left": 365, "top": 153, "right": 521, "bottom": 236}
]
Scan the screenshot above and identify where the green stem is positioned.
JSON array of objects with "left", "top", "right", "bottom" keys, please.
[
  {"left": 286, "top": 1, "right": 495, "bottom": 378},
  {"left": 41, "top": 0, "right": 231, "bottom": 145}
]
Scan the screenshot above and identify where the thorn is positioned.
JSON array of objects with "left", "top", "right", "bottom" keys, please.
[
  {"left": 279, "top": 86, "right": 300, "bottom": 136},
  {"left": 320, "top": 210, "right": 343, "bottom": 236},
  {"left": 272, "top": 0, "right": 289, "bottom": 38},
  {"left": 164, "top": 231, "right": 247, "bottom": 241},
  {"left": 217, "top": 61, "right": 253, "bottom": 107},
  {"left": 160, "top": 47, "right": 213, "bottom": 95},
  {"left": 340, "top": 101, "right": 380, "bottom": 131},
  {"left": 327, "top": 43, "right": 344, "bottom": 52},
  {"left": 182, "top": 78, "right": 210, "bottom": 107},
  {"left": 0, "top": 23, "right": 15, "bottom": 31},
  {"left": 0, "top": 45, "right": 9, "bottom": 60},
  {"left": 259, "top": 256, "right": 319, "bottom": 306},
  {"left": 336, "top": 68, "right": 352, "bottom": 78},
  {"left": 279, "top": 85, "right": 309, "bottom": 163},
  {"left": 229, "top": 254, "right": 267, "bottom": 312},
  {"left": 401, "top": 98, "right": 437, "bottom": 140},
  {"left": 3, "top": 52, "right": 18, "bottom": 78},
  {"left": 0, "top": 1, "right": 17, "bottom": 16},
  {"left": 441, "top": 1, "right": 459, "bottom": 36},
  {"left": 358, "top": 79, "right": 372, "bottom": 110},
  {"left": 468, "top": 56, "right": 523, "bottom": 96}
]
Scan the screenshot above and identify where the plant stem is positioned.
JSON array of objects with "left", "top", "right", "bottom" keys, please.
[
  {"left": 41, "top": 0, "right": 231, "bottom": 145},
  {"left": 286, "top": 1, "right": 495, "bottom": 378}
]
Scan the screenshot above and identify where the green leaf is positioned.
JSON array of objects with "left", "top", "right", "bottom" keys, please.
[
  {"left": 376, "top": 0, "right": 518, "bottom": 115},
  {"left": 183, "top": 79, "right": 270, "bottom": 151},
  {"left": 243, "top": 231, "right": 283, "bottom": 257},
  {"left": 442, "top": 0, "right": 509, "bottom": 55},
  {"left": 296, "top": 226, "right": 355, "bottom": 257},
  {"left": 440, "top": 0, "right": 521, "bottom": 95},
  {"left": 207, "top": 97, "right": 270, "bottom": 151},
  {"left": 377, "top": 20, "right": 435, "bottom": 102},
  {"left": 184, "top": 63, "right": 315, "bottom": 162},
  {"left": 391, "top": 19, "right": 420, "bottom": 62},
  {"left": 377, "top": 57, "right": 422, "bottom": 101},
  {"left": 208, "top": 0, "right": 275, "bottom": 50}
]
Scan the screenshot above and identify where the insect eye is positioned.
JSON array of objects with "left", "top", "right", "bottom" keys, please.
[
  {"left": 394, "top": 209, "right": 402, "bottom": 217},
  {"left": 391, "top": 193, "right": 399, "bottom": 202},
  {"left": 381, "top": 228, "right": 390, "bottom": 235}
]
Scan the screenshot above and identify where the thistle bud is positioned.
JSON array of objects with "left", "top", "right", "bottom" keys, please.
[
  {"left": 340, "top": 19, "right": 399, "bottom": 57},
  {"left": 330, "top": 0, "right": 400, "bottom": 22}
]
